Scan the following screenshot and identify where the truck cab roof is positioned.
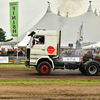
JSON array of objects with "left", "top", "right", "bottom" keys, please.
[
  {"left": 35, "top": 30, "right": 57, "bottom": 36},
  {"left": 28, "top": 30, "right": 57, "bottom": 37}
]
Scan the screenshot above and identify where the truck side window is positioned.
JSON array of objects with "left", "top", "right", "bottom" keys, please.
[
  {"left": 33, "top": 35, "right": 45, "bottom": 45},
  {"left": 38, "top": 36, "right": 44, "bottom": 44}
]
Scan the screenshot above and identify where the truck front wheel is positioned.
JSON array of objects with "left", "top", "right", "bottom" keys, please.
[
  {"left": 37, "top": 61, "right": 51, "bottom": 75},
  {"left": 85, "top": 63, "right": 99, "bottom": 76}
]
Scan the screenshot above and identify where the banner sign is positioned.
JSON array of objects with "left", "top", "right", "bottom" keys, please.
[
  {"left": 9, "top": 2, "right": 18, "bottom": 37},
  {"left": 0, "top": 57, "right": 8, "bottom": 63}
]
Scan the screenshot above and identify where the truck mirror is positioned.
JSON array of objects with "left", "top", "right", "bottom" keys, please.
[{"left": 33, "top": 39, "right": 35, "bottom": 45}]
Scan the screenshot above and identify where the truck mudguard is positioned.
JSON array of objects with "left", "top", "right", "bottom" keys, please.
[{"left": 36, "top": 56, "right": 55, "bottom": 69}]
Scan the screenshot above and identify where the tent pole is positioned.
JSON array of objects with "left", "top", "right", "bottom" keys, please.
[
  {"left": 17, "top": 37, "right": 18, "bottom": 59},
  {"left": 17, "top": 2, "right": 19, "bottom": 60}
]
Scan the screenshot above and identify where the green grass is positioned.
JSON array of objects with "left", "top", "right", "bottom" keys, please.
[
  {"left": 0, "top": 63, "right": 24, "bottom": 65},
  {"left": 0, "top": 64, "right": 35, "bottom": 68},
  {"left": 0, "top": 64, "right": 26, "bottom": 68},
  {"left": 0, "top": 79, "right": 100, "bottom": 83}
]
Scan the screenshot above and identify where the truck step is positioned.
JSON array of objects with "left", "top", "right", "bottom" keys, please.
[{"left": 54, "top": 67, "right": 64, "bottom": 69}]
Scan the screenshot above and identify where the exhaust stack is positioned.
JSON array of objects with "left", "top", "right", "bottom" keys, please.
[
  {"left": 53, "top": 30, "right": 61, "bottom": 59},
  {"left": 58, "top": 30, "right": 61, "bottom": 56}
]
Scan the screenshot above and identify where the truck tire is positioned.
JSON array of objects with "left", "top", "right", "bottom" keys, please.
[
  {"left": 37, "top": 61, "right": 51, "bottom": 75},
  {"left": 85, "top": 63, "right": 99, "bottom": 76},
  {"left": 35, "top": 66, "right": 38, "bottom": 71},
  {"left": 79, "top": 67, "right": 86, "bottom": 75}
]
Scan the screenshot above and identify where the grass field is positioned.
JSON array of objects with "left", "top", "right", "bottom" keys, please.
[{"left": 0, "top": 79, "right": 100, "bottom": 83}]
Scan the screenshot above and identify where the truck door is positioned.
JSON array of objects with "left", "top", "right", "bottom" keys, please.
[{"left": 30, "top": 35, "right": 45, "bottom": 65}]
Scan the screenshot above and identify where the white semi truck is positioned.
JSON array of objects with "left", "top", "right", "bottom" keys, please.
[{"left": 25, "top": 30, "right": 100, "bottom": 76}]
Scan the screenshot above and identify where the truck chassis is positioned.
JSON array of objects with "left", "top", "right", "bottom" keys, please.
[{"left": 25, "top": 55, "right": 100, "bottom": 76}]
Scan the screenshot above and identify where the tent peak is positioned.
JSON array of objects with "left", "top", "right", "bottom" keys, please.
[
  {"left": 87, "top": 1, "right": 93, "bottom": 12},
  {"left": 57, "top": 9, "right": 60, "bottom": 16},
  {"left": 46, "top": 1, "right": 51, "bottom": 12},
  {"left": 66, "top": 12, "right": 68, "bottom": 17},
  {"left": 94, "top": 9, "right": 98, "bottom": 16}
]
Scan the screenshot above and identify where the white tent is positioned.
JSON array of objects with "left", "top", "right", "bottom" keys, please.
[
  {"left": 82, "top": 44, "right": 93, "bottom": 49},
  {"left": 28, "top": 1, "right": 100, "bottom": 44},
  {"left": 82, "top": 40, "right": 100, "bottom": 49},
  {"left": 12, "top": 1, "right": 100, "bottom": 47},
  {"left": 14, "top": 32, "right": 30, "bottom": 48},
  {"left": 92, "top": 41, "right": 100, "bottom": 48}
]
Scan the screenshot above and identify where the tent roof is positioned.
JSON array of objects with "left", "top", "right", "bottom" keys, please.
[
  {"left": 15, "top": 32, "right": 30, "bottom": 47},
  {"left": 29, "top": 1, "right": 100, "bottom": 43},
  {"left": 83, "top": 41, "right": 100, "bottom": 49},
  {"left": 92, "top": 41, "right": 100, "bottom": 48},
  {"left": 62, "top": 12, "right": 100, "bottom": 43}
]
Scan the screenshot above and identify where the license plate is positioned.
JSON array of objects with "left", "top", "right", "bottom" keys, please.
[{"left": 63, "top": 57, "right": 80, "bottom": 62}]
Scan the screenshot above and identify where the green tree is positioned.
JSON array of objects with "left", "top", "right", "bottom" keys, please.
[
  {"left": 0, "top": 28, "right": 6, "bottom": 42},
  {"left": 0, "top": 28, "right": 13, "bottom": 42}
]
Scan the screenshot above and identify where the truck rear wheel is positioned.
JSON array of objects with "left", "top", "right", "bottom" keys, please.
[
  {"left": 85, "top": 63, "right": 99, "bottom": 76},
  {"left": 37, "top": 61, "right": 51, "bottom": 75},
  {"left": 79, "top": 67, "right": 86, "bottom": 75}
]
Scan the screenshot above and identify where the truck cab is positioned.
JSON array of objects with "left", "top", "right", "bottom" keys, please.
[{"left": 25, "top": 30, "right": 58, "bottom": 74}]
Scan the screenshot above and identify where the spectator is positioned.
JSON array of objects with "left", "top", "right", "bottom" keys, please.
[
  {"left": 7, "top": 49, "right": 11, "bottom": 56},
  {"left": 0, "top": 51, "right": 3, "bottom": 56},
  {"left": 63, "top": 49, "right": 67, "bottom": 57},
  {"left": 93, "top": 52, "right": 98, "bottom": 57},
  {"left": 85, "top": 50, "right": 93, "bottom": 57},
  {"left": 21, "top": 48, "right": 25, "bottom": 56},
  {"left": 60, "top": 49, "right": 64, "bottom": 56},
  {"left": 11, "top": 49, "right": 14, "bottom": 55},
  {"left": 18, "top": 49, "right": 23, "bottom": 56},
  {"left": 0, "top": 47, "right": 26, "bottom": 56},
  {"left": 95, "top": 49, "right": 99, "bottom": 54},
  {"left": 2, "top": 48, "right": 7, "bottom": 55},
  {"left": 0, "top": 48, "right": 2, "bottom": 53},
  {"left": 67, "top": 49, "right": 71, "bottom": 57},
  {"left": 84, "top": 49, "right": 88, "bottom": 56},
  {"left": 13, "top": 49, "right": 17, "bottom": 56},
  {"left": 71, "top": 49, "right": 75, "bottom": 57}
]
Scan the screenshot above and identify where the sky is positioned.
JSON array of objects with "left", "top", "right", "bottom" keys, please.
[{"left": 0, "top": 0, "right": 100, "bottom": 39}]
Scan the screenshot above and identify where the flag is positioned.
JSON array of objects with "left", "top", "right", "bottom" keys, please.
[
  {"left": 79, "top": 22, "right": 83, "bottom": 41},
  {"left": 9, "top": 2, "right": 18, "bottom": 37},
  {"left": 76, "top": 40, "right": 82, "bottom": 50},
  {"left": 76, "top": 22, "right": 83, "bottom": 50}
]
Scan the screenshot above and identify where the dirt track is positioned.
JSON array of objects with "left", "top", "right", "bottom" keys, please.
[
  {"left": 0, "top": 68, "right": 100, "bottom": 80},
  {"left": 0, "top": 68, "right": 100, "bottom": 100},
  {"left": 0, "top": 83, "right": 100, "bottom": 100}
]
